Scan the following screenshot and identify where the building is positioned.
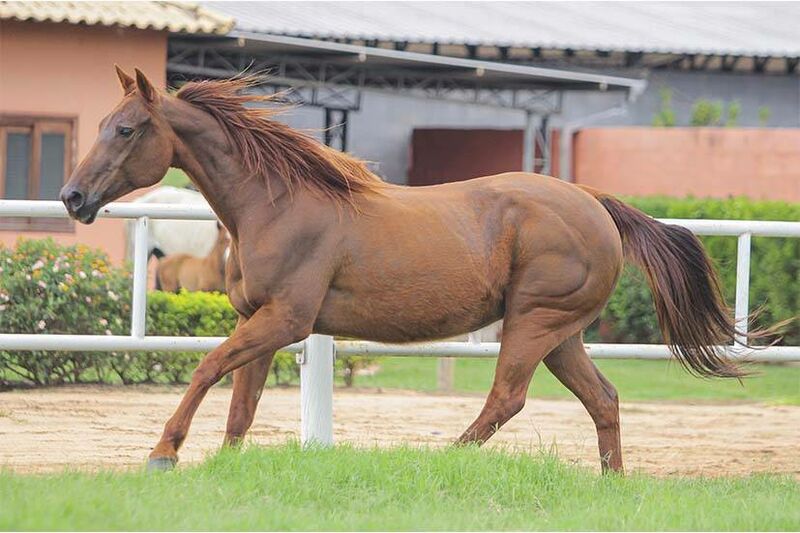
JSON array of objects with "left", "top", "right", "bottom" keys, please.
[
  {"left": 195, "top": 1, "right": 800, "bottom": 192},
  {"left": 3, "top": 2, "right": 798, "bottom": 265},
  {"left": 0, "top": 1, "right": 231, "bottom": 262}
]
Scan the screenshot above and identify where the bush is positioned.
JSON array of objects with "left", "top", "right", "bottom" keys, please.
[
  {"left": 143, "top": 290, "right": 238, "bottom": 383},
  {"left": 0, "top": 239, "right": 368, "bottom": 387},
  {"left": 3, "top": 196, "right": 796, "bottom": 389},
  {"left": 591, "top": 197, "right": 800, "bottom": 345},
  {"left": 141, "top": 291, "right": 298, "bottom": 386},
  {"left": 0, "top": 238, "right": 131, "bottom": 385}
]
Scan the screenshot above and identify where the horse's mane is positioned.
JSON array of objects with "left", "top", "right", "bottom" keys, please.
[{"left": 175, "top": 76, "right": 384, "bottom": 205}]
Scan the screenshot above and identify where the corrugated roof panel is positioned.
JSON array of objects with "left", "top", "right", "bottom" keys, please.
[
  {"left": 202, "top": 1, "right": 800, "bottom": 57},
  {"left": 0, "top": 1, "right": 234, "bottom": 35}
]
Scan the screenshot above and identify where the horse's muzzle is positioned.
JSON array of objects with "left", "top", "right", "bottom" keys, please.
[{"left": 60, "top": 185, "right": 99, "bottom": 224}]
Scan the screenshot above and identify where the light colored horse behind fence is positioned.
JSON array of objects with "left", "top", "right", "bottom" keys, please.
[
  {"left": 124, "top": 186, "right": 219, "bottom": 262},
  {"left": 156, "top": 222, "right": 230, "bottom": 293}
]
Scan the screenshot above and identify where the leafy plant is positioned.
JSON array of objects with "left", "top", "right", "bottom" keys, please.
[
  {"left": 0, "top": 241, "right": 372, "bottom": 388},
  {"left": 652, "top": 87, "right": 676, "bottom": 127},
  {"left": 690, "top": 99, "right": 724, "bottom": 126},
  {"left": 758, "top": 106, "right": 772, "bottom": 127},
  {"left": 726, "top": 100, "right": 741, "bottom": 127},
  {"left": 0, "top": 238, "right": 131, "bottom": 385}
]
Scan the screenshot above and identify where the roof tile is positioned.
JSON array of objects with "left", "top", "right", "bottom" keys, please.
[{"left": 0, "top": 1, "right": 234, "bottom": 35}]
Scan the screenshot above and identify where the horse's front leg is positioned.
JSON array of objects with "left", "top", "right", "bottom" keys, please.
[{"left": 147, "top": 305, "right": 309, "bottom": 470}]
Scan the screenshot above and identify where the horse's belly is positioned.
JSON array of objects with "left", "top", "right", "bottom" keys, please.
[{"left": 313, "top": 285, "right": 504, "bottom": 343}]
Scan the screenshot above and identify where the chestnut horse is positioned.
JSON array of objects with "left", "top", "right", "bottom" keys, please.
[
  {"left": 156, "top": 221, "right": 230, "bottom": 293},
  {"left": 61, "top": 67, "right": 757, "bottom": 474}
]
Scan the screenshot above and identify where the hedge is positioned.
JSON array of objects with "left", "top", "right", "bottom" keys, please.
[
  {"left": 0, "top": 239, "right": 131, "bottom": 386},
  {"left": 1, "top": 195, "right": 797, "bottom": 387},
  {"left": 588, "top": 196, "right": 800, "bottom": 345},
  {"left": 0, "top": 238, "right": 369, "bottom": 387}
]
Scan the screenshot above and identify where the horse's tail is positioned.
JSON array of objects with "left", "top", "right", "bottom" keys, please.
[
  {"left": 584, "top": 187, "right": 761, "bottom": 378},
  {"left": 153, "top": 249, "right": 165, "bottom": 292},
  {"left": 154, "top": 267, "right": 163, "bottom": 291}
]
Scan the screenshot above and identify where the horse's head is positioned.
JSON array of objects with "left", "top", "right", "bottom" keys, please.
[{"left": 60, "top": 66, "right": 174, "bottom": 224}]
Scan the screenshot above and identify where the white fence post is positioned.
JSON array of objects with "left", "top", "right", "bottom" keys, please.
[
  {"left": 734, "top": 232, "right": 752, "bottom": 346},
  {"left": 299, "top": 334, "right": 334, "bottom": 447},
  {"left": 130, "top": 216, "right": 149, "bottom": 338}
]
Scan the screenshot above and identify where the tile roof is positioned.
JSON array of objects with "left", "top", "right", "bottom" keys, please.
[{"left": 0, "top": 1, "right": 233, "bottom": 35}]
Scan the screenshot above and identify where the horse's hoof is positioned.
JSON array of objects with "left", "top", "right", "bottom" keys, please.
[{"left": 147, "top": 456, "right": 177, "bottom": 472}]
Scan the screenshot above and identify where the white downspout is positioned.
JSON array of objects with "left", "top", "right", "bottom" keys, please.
[{"left": 559, "top": 84, "right": 646, "bottom": 182}]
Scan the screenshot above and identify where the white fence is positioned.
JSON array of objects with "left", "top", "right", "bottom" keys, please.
[{"left": 1, "top": 199, "right": 799, "bottom": 446}]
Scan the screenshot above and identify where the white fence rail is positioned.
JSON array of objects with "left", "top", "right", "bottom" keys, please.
[{"left": 1, "top": 199, "right": 799, "bottom": 445}]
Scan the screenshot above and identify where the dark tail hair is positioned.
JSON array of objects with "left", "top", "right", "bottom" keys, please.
[
  {"left": 590, "top": 191, "right": 766, "bottom": 378},
  {"left": 152, "top": 248, "right": 164, "bottom": 291}
]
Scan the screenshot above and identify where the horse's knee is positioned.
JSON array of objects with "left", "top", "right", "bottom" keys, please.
[{"left": 191, "top": 363, "right": 221, "bottom": 390}]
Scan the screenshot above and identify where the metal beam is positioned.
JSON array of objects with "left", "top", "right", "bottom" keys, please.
[{"left": 167, "top": 43, "right": 566, "bottom": 113}]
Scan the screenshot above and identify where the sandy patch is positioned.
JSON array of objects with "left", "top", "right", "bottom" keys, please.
[{"left": 1, "top": 386, "right": 798, "bottom": 478}]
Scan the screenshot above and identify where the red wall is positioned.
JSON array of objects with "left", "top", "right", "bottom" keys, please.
[
  {"left": 0, "top": 20, "right": 167, "bottom": 264},
  {"left": 408, "top": 129, "right": 526, "bottom": 186},
  {"left": 573, "top": 127, "right": 800, "bottom": 201}
]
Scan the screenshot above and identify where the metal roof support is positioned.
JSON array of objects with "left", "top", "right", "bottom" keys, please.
[
  {"left": 166, "top": 34, "right": 644, "bottom": 178},
  {"left": 522, "top": 110, "right": 536, "bottom": 173},
  {"left": 537, "top": 115, "right": 552, "bottom": 176},
  {"left": 323, "top": 108, "right": 349, "bottom": 152}
]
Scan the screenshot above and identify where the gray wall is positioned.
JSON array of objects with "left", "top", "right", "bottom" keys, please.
[
  {"left": 278, "top": 70, "right": 800, "bottom": 185},
  {"left": 626, "top": 71, "right": 800, "bottom": 128}
]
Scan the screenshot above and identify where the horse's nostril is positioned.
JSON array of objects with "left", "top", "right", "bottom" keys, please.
[{"left": 63, "top": 189, "right": 85, "bottom": 211}]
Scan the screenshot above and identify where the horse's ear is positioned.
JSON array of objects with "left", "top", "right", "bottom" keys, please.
[
  {"left": 134, "top": 68, "right": 157, "bottom": 103},
  {"left": 115, "top": 64, "right": 135, "bottom": 96}
]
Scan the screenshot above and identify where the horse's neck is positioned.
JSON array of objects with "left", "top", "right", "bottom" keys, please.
[{"left": 162, "top": 98, "right": 286, "bottom": 236}]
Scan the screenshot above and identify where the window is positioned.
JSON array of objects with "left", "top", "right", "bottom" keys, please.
[{"left": 1, "top": 117, "right": 75, "bottom": 231}]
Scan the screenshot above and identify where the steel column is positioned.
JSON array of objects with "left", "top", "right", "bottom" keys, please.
[{"left": 522, "top": 110, "right": 535, "bottom": 172}]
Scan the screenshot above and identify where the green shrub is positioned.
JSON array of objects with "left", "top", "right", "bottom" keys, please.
[
  {"left": 652, "top": 87, "right": 676, "bottom": 127},
  {"left": 758, "top": 106, "right": 772, "bottom": 127},
  {"left": 140, "top": 290, "right": 300, "bottom": 386},
  {"left": 0, "top": 238, "right": 131, "bottom": 385},
  {"left": 592, "top": 197, "right": 800, "bottom": 345},
  {"left": 0, "top": 238, "right": 363, "bottom": 388},
  {"left": 3, "top": 199, "right": 797, "bottom": 389}
]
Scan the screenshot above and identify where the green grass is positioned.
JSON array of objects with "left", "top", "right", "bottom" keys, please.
[
  {"left": 351, "top": 358, "right": 800, "bottom": 404},
  {"left": 160, "top": 167, "right": 191, "bottom": 188},
  {"left": 0, "top": 444, "right": 797, "bottom": 530}
]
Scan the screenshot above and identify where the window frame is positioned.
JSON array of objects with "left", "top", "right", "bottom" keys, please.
[{"left": 0, "top": 115, "right": 76, "bottom": 232}]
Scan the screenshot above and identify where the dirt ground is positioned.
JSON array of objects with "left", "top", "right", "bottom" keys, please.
[{"left": 1, "top": 386, "right": 798, "bottom": 478}]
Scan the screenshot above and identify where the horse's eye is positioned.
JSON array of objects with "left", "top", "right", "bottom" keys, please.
[{"left": 117, "top": 126, "right": 134, "bottom": 138}]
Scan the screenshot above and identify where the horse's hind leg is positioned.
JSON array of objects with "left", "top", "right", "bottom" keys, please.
[
  {"left": 219, "top": 316, "right": 277, "bottom": 446},
  {"left": 223, "top": 354, "right": 272, "bottom": 446},
  {"left": 456, "top": 309, "right": 586, "bottom": 446},
  {"left": 544, "top": 333, "right": 623, "bottom": 473}
]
